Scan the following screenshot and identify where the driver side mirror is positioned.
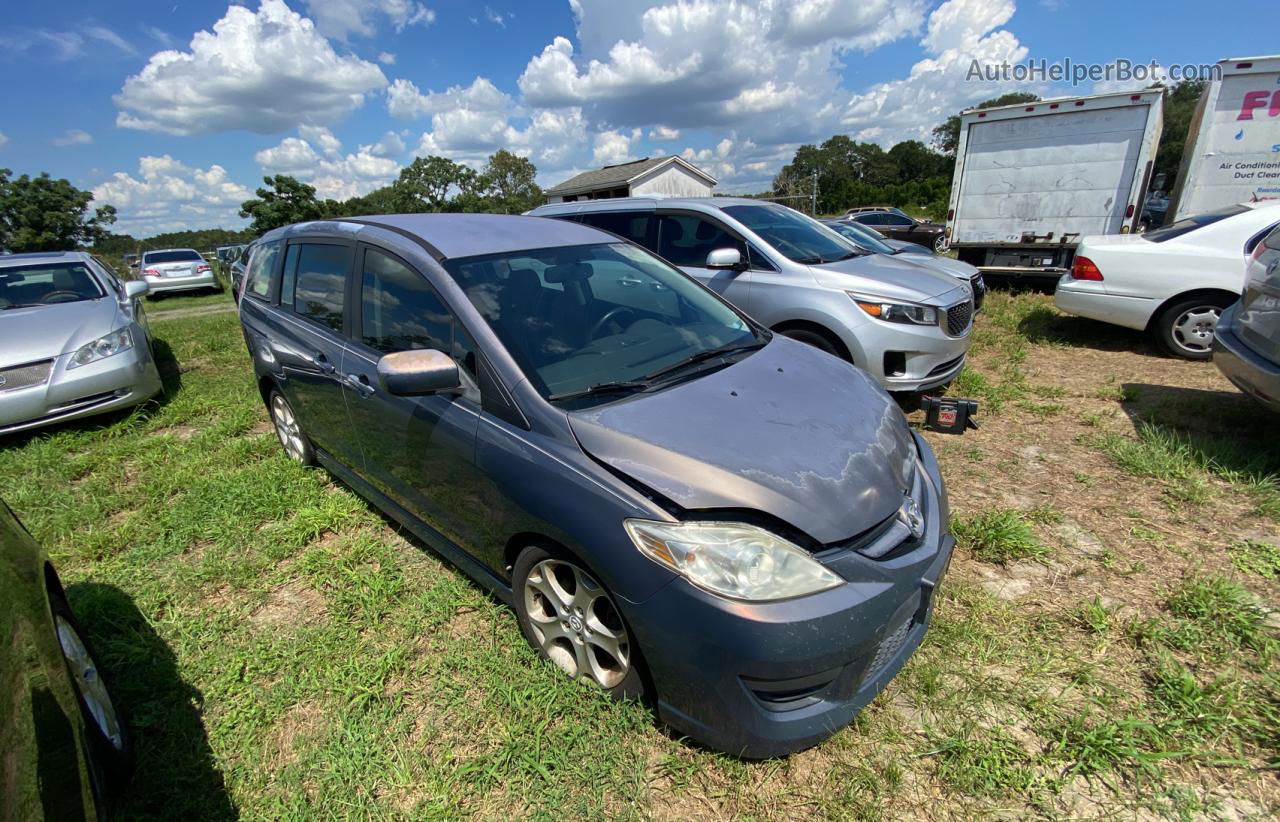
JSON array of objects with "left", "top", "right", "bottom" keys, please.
[
  {"left": 706, "top": 248, "right": 748, "bottom": 272},
  {"left": 124, "top": 280, "right": 149, "bottom": 299},
  {"left": 376, "top": 349, "right": 461, "bottom": 396}
]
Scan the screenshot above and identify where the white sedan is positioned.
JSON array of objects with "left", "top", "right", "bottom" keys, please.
[{"left": 1055, "top": 202, "right": 1280, "bottom": 359}]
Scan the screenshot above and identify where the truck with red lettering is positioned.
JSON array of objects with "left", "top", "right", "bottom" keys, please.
[
  {"left": 1168, "top": 55, "right": 1280, "bottom": 222},
  {"left": 943, "top": 90, "right": 1164, "bottom": 282}
]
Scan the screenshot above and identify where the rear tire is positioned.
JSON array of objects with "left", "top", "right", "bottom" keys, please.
[
  {"left": 48, "top": 590, "right": 133, "bottom": 805},
  {"left": 933, "top": 234, "right": 947, "bottom": 253},
  {"left": 512, "top": 545, "right": 647, "bottom": 702},
  {"left": 268, "top": 390, "right": 316, "bottom": 465},
  {"left": 1154, "top": 295, "right": 1234, "bottom": 360}
]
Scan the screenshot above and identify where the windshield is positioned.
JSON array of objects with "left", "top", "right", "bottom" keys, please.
[
  {"left": 722, "top": 204, "right": 858, "bottom": 264},
  {"left": 0, "top": 262, "right": 106, "bottom": 308},
  {"left": 824, "top": 221, "right": 895, "bottom": 254},
  {"left": 446, "top": 242, "right": 759, "bottom": 401},
  {"left": 1144, "top": 205, "right": 1249, "bottom": 243},
  {"left": 143, "top": 250, "right": 203, "bottom": 263}
]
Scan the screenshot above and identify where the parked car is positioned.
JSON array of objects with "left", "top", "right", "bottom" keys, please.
[
  {"left": 229, "top": 242, "right": 255, "bottom": 301},
  {"left": 1054, "top": 202, "right": 1280, "bottom": 358},
  {"left": 821, "top": 219, "right": 985, "bottom": 310},
  {"left": 1214, "top": 223, "right": 1280, "bottom": 410},
  {"left": 237, "top": 214, "right": 955, "bottom": 757},
  {"left": 0, "top": 252, "right": 162, "bottom": 435},
  {"left": 1138, "top": 194, "right": 1169, "bottom": 234},
  {"left": 139, "top": 248, "right": 219, "bottom": 297},
  {"left": 1, "top": 498, "right": 132, "bottom": 819},
  {"left": 846, "top": 208, "right": 948, "bottom": 253},
  {"left": 530, "top": 197, "right": 973, "bottom": 393}
]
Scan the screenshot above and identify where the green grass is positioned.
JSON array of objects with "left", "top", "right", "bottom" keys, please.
[
  {"left": 951, "top": 509, "right": 1051, "bottom": 564},
  {"left": 145, "top": 287, "right": 234, "bottom": 313},
  {"left": 3, "top": 294, "right": 1278, "bottom": 818},
  {"left": 1230, "top": 539, "right": 1280, "bottom": 580}
]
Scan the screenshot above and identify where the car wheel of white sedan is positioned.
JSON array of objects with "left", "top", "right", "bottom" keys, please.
[{"left": 1155, "top": 295, "right": 1235, "bottom": 360}]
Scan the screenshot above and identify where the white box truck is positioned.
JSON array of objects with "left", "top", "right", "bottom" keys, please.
[
  {"left": 1168, "top": 55, "right": 1280, "bottom": 222},
  {"left": 944, "top": 90, "right": 1164, "bottom": 281}
]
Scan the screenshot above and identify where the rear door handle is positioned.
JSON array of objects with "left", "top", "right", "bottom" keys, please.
[{"left": 343, "top": 373, "right": 376, "bottom": 398}]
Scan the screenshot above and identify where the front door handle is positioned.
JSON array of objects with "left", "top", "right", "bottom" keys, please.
[
  {"left": 343, "top": 373, "right": 376, "bottom": 398},
  {"left": 315, "top": 353, "right": 336, "bottom": 375}
]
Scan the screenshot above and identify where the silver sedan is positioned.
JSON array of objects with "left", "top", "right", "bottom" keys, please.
[{"left": 0, "top": 252, "right": 163, "bottom": 435}]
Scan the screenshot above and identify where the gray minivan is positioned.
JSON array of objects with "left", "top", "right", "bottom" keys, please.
[
  {"left": 237, "top": 214, "right": 955, "bottom": 757},
  {"left": 529, "top": 198, "right": 973, "bottom": 393},
  {"left": 1214, "top": 224, "right": 1280, "bottom": 410}
]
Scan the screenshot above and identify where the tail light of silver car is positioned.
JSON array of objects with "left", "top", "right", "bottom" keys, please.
[{"left": 197, "top": 264, "right": 212, "bottom": 273}]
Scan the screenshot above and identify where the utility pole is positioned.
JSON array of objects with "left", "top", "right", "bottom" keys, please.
[{"left": 810, "top": 169, "right": 818, "bottom": 216}]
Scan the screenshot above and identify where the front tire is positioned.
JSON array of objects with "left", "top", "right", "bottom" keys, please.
[
  {"left": 269, "top": 390, "right": 316, "bottom": 465},
  {"left": 513, "top": 546, "right": 646, "bottom": 701},
  {"left": 49, "top": 590, "right": 133, "bottom": 803},
  {"left": 1154, "top": 295, "right": 1234, "bottom": 360},
  {"left": 779, "top": 327, "right": 843, "bottom": 360},
  {"left": 933, "top": 234, "right": 948, "bottom": 253}
]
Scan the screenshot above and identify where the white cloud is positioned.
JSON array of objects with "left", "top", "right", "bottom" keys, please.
[
  {"left": 378, "top": 51, "right": 396, "bottom": 65},
  {"left": 387, "top": 76, "right": 512, "bottom": 120},
  {"left": 370, "top": 131, "right": 406, "bottom": 157},
  {"left": 142, "top": 25, "right": 177, "bottom": 48},
  {"left": 837, "top": 0, "right": 1034, "bottom": 145},
  {"left": 303, "top": 0, "right": 436, "bottom": 40},
  {"left": 52, "top": 129, "right": 93, "bottom": 147},
  {"left": 92, "top": 156, "right": 254, "bottom": 235},
  {"left": 593, "top": 128, "right": 641, "bottom": 165},
  {"left": 83, "top": 24, "right": 136, "bottom": 55},
  {"left": 115, "top": 0, "right": 387, "bottom": 136},
  {"left": 255, "top": 129, "right": 401, "bottom": 201},
  {"left": 484, "top": 6, "right": 508, "bottom": 26},
  {"left": 0, "top": 132, "right": 8, "bottom": 150},
  {"left": 649, "top": 125, "right": 680, "bottom": 141}
]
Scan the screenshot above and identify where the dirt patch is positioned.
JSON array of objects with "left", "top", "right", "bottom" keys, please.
[
  {"left": 267, "top": 699, "right": 328, "bottom": 768},
  {"left": 155, "top": 424, "right": 199, "bottom": 441},
  {"left": 248, "top": 580, "right": 327, "bottom": 629}
]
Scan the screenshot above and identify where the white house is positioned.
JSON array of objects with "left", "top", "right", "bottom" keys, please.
[{"left": 544, "top": 156, "right": 717, "bottom": 203}]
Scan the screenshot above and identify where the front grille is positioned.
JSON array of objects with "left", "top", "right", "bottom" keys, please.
[
  {"left": 946, "top": 300, "right": 974, "bottom": 337},
  {"left": 0, "top": 360, "right": 53, "bottom": 392},
  {"left": 970, "top": 274, "right": 986, "bottom": 309},
  {"left": 864, "top": 618, "right": 913, "bottom": 683}
]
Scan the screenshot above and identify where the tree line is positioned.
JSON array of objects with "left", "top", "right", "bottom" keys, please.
[{"left": 0, "top": 81, "right": 1205, "bottom": 254}]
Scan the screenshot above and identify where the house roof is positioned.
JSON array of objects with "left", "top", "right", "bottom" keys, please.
[{"left": 545, "top": 156, "right": 717, "bottom": 195}]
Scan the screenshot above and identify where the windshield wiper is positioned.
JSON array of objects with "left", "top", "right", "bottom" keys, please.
[
  {"left": 793, "top": 256, "right": 825, "bottom": 264},
  {"left": 548, "top": 380, "right": 652, "bottom": 403},
  {"left": 2, "top": 303, "right": 44, "bottom": 310},
  {"left": 642, "top": 340, "right": 766, "bottom": 384}
]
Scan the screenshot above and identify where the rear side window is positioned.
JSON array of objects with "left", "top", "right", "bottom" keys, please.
[
  {"left": 1266, "top": 224, "right": 1280, "bottom": 251},
  {"left": 657, "top": 214, "right": 745, "bottom": 267},
  {"left": 359, "top": 248, "right": 451, "bottom": 354},
  {"left": 855, "top": 213, "right": 886, "bottom": 225},
  {"left": 577, "top": 211, "right": 653, "bottom": 249},
  {"left": 244, "top": 241, "right": 280, "bottom": 299},
  {"left": 292, "top": 244, "right": 351, "bottom": 332}
]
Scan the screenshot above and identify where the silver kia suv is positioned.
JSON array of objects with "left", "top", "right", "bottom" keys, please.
[{"left": 529, "top": 198, "right": 973, "bottom": 392}]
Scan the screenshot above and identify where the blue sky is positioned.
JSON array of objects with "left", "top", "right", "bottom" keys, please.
[{"left": 0, "top": 0, "right": 1272, "bottom": 236}]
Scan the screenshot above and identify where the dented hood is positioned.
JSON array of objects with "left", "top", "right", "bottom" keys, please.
[{"left": 567, "top": 337, "right": 917, "bottom": 545}]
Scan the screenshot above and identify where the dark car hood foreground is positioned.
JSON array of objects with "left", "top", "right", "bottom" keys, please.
[{"left": 568, "top": 338, "right": 917, "bottom": 546}]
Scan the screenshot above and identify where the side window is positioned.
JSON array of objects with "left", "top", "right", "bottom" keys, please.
[
  {"left": 1266, "top": 224, "right": 1280, "bottom": 252},
  {"left": 1245, "top": 223, "right": 1280, "bottom": 256},
  {"left": 360, "top": 248, "right": 452, "bottom": 354},
  {"left": 292, "top": 244, "right": 351, "bottom": 332},
  {"left": 657, "top": 214, "right": 745, "bottom": 267},
  {"left": 89, "top": 257, "right": 122, "bottom": 295},
  {"left": 280, "top": 245, "right": 300, "bottom": 307},
  {"left": 577, "top": 211, "right": 653, "bottom": 248},
  {"left": 883, "top": 214, "right": 914, "bottom": 226},
  {"left": 244, "top": 241, "right": 281, "bottom": 300}
]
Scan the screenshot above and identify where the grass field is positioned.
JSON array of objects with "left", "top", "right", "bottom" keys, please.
[{"left": 1, "top": 292, "right": 1276, "bottom": 820}]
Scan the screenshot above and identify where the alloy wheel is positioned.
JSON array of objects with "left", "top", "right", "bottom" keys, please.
[
  {"left": 271, "top": 394, "right": 307, "bottom": 463},
  {"left": 522, "top": 558, "right": 630, "bottom": 689},
  {"left": 1170, "top": 306, "right": 1221, "bottom": 354},
  {"left": 55, "top": 616, "right": 125, "bottom": 751}
]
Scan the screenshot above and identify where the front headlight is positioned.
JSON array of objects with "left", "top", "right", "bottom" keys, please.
[
  {"left": 67, "top": 328, "right": 133, "bottom": 369},
  {"left": 849, "top": 293, "right": 938, "bottom": 326},
  {"left": 624, "top": 519, "right": 843, "bottom": 601}
]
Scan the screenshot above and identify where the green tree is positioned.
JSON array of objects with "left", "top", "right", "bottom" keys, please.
[
  {"left": 238, "top": 175, "right": 333, "bottom": 235},
  {"left": 887, "top": 140, "right": 949, "bottom": 183},
  {"left": 477, "top": 149, "right": 543, "bottom": 214},
  {"left": 1151, "top": 79, "right": 1207, "bottom": 191},
  {"left": 0, "top": 169, "right": 117, "bottom": 252},
  {"left": 931, "top": 92, "right": 1041, "bottom": 156},
  {"left": 393, "top": 156, "right": 474, "bottom": 212}
]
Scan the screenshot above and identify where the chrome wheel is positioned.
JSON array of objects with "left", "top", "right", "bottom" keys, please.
[
  {"left": 270, "top": 394, "right": 306, "bottom": 462},
  {"left": 522, "top": 558, "right": 630, "bottom": 689},
  {"left": 55, "top": 616, "right": 125, "bottom": 751},
  {"left": 1170, "top": 306, "right": 1221, "bottom": 354}
]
